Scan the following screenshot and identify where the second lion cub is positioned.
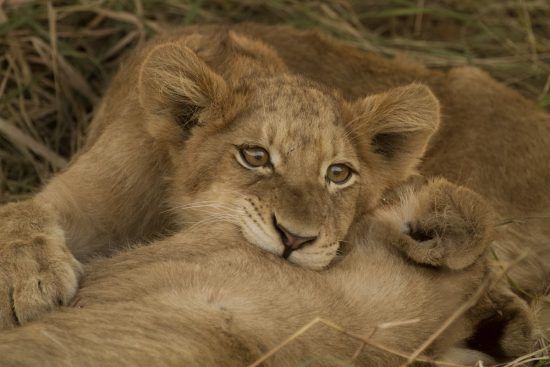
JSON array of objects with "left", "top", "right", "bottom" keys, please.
[{"left": 0, "top": 178, "right": 528, "bottom": 366}]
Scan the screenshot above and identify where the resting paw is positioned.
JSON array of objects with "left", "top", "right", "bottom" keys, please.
[
  {"left": 376, "top": 177, "right": 495, "bottom": 270},
  {"left": 0, "top": 201, "right": 82, "bottom": 328}
]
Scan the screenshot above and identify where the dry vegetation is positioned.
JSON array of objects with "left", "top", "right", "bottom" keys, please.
[
  {"left": 0, "top": 1, "right": 549, "bottom": 365},
  {"left": 1, "top": 0, "right": 550, "bottom": 201}
]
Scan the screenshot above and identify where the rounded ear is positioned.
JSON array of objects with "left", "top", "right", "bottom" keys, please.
[
  {"left": 348, "top": 83, "right": 440, "bottom": 180},
  {"left": 138, "top": 41, "right": 229, "bottom": 142}
]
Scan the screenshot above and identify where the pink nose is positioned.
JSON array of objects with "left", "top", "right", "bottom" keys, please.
[{"left": 274, "top": 219, "right": 317, "bottom": 258}]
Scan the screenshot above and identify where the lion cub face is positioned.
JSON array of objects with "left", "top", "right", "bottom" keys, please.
[
  {"left": 139, "top": 35, "right": 440, "bottom": 269},
  {"left": 180, "top": 78, "right": 361, "bottom": 269}
]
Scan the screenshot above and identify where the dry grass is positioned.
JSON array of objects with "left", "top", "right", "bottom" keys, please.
[
  {"left": 0, "top": 1, "right": 548, "bottom": 364},
  {"left": 1, "top": 0, "right": 550, "bottom": 201}
]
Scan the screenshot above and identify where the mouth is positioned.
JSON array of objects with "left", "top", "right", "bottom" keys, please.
[
  {"left": 240, "top": 211, "right": 284, "bottom": 257},
  {"left": 241, "top": 215, "right": 337, "bottom": 270},
  {"left": 271, "top": 215, "right": 319, "bottom": 259},
  {"left": 272, "top": 216, "right": 292, "bottom": 259},
  {"left": 282, "top": 247, "right": 293, "bottom": 259},
  {"left": 241, "top": 204, "right": 329, "bottom": 266}
]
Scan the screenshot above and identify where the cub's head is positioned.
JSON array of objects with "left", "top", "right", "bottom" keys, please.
[{"left": 139, "top": 33, "right": 440, "bottom": 269}]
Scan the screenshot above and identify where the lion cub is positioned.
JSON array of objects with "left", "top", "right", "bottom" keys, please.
[
  {"left": 0, "top": 178, "right": 513, "bottom": 366},
  {"left": 0, "top": 32, "right": 441, "bottom": 326}
]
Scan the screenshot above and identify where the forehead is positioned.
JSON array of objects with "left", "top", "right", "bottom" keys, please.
[{"left": 231, "top": 80, "right": 353, "bottom": 165}]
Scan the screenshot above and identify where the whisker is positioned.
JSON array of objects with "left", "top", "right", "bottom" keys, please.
[
  {"left": 167, "top": 201, "right": 245, "bottom": 216},
  {"left": 180, "top": 212, "right": 242, "bottom": 224},
  {"left": 172, "top": 202, "right": 241, "bottom": 211},
  {"left": 184, "top": 215, "right": 239, "bottom": 232}
]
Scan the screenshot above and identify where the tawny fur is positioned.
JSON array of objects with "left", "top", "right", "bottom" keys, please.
[
  {"left": 0, "top": 25, "right": 443, "bottom": 326},
  {"left": 0, "top": 24, "right": 546, "bottom": 361},
  {"left": 23, "top": 24, "right": 548, "bottom": 291},
  {"left": 0, "top": 179, "right": 511, "bottom": 366}
]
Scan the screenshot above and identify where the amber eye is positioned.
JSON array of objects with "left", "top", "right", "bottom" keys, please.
[
  {"left": 239, "top": 146, "right": 270, "bottom": 168},
  {"left": 327, "top": 164, "right": 352, "bottom": 184}
]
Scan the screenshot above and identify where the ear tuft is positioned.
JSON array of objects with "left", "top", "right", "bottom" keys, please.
[
  {"left": 371, "top": 84, "right": 439, "bottom": 130},
  {"left": 138, "top": 41, "right": 228, "bottom": 130},
  {"left": 348, "top": 83, "right": 440, "bottom": 179}
]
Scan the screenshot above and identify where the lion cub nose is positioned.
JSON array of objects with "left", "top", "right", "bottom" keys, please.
[{"left": 273, "top": 217, "right": 317, "bottom": 258}]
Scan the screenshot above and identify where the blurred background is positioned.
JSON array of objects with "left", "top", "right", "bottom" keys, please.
[{"left": 1, "top": 0, "right": 549, "bottom": 201}]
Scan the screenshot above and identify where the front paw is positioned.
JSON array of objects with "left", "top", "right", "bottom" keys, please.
[
  {"left": 0, "top": 201, "right": 83, "bottom": 328},
  {"left": 380, "top": 177, "right": 495, "bottom": 269}
]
